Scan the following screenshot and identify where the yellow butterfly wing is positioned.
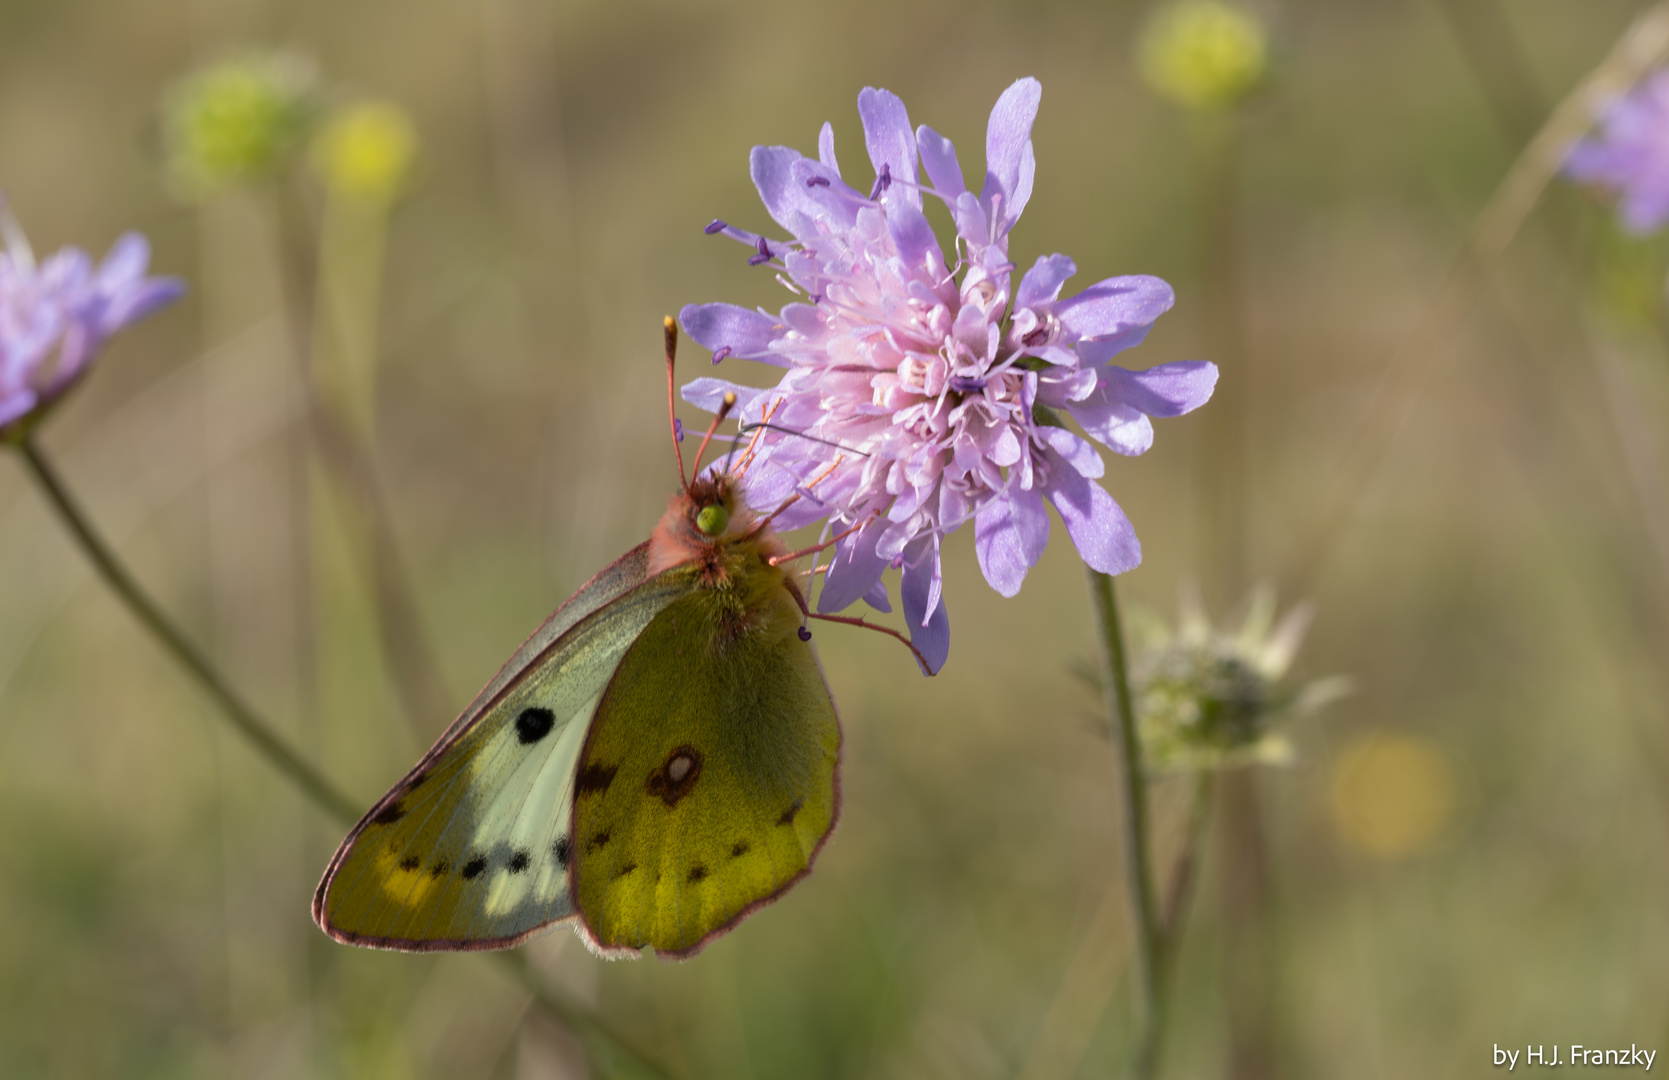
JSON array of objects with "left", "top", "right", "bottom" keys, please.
[
  {"left": 570, "top": 565, "right": 841, "bottom": 959},
  {"left": 313, "top": 543, "right": 687, "bottom": 951}
]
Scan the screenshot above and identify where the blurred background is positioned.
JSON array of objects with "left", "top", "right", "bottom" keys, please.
[{"left": 2, "top": 0, "right": 1668, "bottom": 1076}]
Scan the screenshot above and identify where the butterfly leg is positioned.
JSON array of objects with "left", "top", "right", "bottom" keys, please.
[
  {"left": 766, "top": 510, "right": 881, "bottom": 568},
  {"left": 778, "top": 573, "right": 936, "bottom": 675}
]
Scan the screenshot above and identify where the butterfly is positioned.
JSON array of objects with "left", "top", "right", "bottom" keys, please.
[{"left": 312, "top": 319, "right": 918, "bottom": 959}]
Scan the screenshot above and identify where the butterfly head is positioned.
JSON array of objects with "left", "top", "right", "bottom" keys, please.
[
  {"left": 692, "top": 482, "right": 731, "bottom": 539},
  {"left": 648, "top": 470, "right": 779, "bottom": 580}
]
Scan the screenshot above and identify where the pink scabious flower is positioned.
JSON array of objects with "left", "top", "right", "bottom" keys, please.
[
  {"left": 1566, "top": 68, "right": 1669, "bottom": 234},
  {"left": 0, "top": 206, "right": 184, "bottom": 440},
  {"left": 679, "top": 79, "right": 1217, "bottom": 672}
]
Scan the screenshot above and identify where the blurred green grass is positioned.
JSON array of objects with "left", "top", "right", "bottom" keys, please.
[{"left": 4, "top": 0, "right": 1669, "bottom": 1076}]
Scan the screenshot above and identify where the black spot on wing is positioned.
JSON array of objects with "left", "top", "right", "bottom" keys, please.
[
  {"left": 687, "top": 865, "right": 709, "bottom": 884},
  {"left": 399, "top": 854, "right": 421, "bottom": 872},
  {"left": 462, "top": 857, "right": 487, "bottom": 880},
  {"left": 516, "top": 707, "right": 556, "bottom": 744},
  {"left": 372, "top": 802, "right": 406, "bottom": 826},
  {"left": 730, "top": 840, "right": 750, "bottom": 859},
  {"left": 508, "top": 850, "right": 530, "bottom": 874},
  {"left": 588, "top": 829, "right": 611, "bottom": 852},
  {"left": 577, "top": 763, "right": 618, "bottom": 795},
  {"left": 554, "top": 836, "right": 572, "bottom": 868},
  {"left": 613, "top": 861, "right": 637, "bottom": 879},
  {"left": 778, "top": 798, "right": 804, "bottom": 826},
  {"left": 430, "top": 860, "right": 450, "bottom": 878}
]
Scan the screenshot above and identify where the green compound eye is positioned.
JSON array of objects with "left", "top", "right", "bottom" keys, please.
[{"left": 695, "top": 503, "right": 730, "bottom": 537}]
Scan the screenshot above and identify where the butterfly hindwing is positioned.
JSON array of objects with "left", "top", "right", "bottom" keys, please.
[
  {"left": 571, "top": 577, "right": 841, "bottom": 958},
  {"left": 313, "top": 543, "right": 687, "bottom": 950}
]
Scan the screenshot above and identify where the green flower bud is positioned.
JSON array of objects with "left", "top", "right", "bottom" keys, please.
[
  {"left": 1138, "top": 0, "right": 1270, "bottom": 111},
  {"left": 1130, "top": 587, "right": 1346, "bottom": 773},
  {"left": 162, "top": 53, "right": 318, "bottom": 197}
]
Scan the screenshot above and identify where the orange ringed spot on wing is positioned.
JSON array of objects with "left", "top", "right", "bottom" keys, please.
[{"left": 646, "top": 745, "right": 703, "bottom": 808}]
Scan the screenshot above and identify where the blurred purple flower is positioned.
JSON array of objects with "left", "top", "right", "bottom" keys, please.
[
  {"left": 1566, "top": 68, "right": 1669, "bottom": 234},
  {"left": 680, "top": 79, "right": 1216, "bottom": 672},
  {"left": 0, "top": 206, "right": 184, "bottom": 440}
]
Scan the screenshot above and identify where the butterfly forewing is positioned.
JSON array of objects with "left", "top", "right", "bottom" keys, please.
[{"left": 314, "top": 546, "right": 687, "bottom": 950}]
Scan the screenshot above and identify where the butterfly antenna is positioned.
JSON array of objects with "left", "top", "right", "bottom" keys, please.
[
  {"left": 665, "top": 316, "right": 689, "bottom": 492},
  {"left": 690, "top": 392, "right": 738, "bottom": 479},
  {"left": 737, "top": 421, "right": 871, "bottom": 458}
]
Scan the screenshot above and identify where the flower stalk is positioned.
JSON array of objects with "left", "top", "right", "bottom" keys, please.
[
  {"left": 14, "top": 436, "right": 361, "bottom": 823},
  {"left": 1087, "top": 567, "right": 1163, "bottom": 1079},
  {"left": 11, "top": 435, "right": 677, "bottom": 1080}
]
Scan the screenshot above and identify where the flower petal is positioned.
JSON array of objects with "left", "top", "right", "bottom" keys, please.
[
  {"left": 974, "top": 483, "right": 1049, "bottom": 597},
  {"left": 916, "top": 124, "right": 966, "bottom": 198},
  {"left": 1016, "top": 254, "right": 1077, "bottom": 311},
  {"left": 752, "top": 145, "right": 821, "bottom": 237},
  {"left": 901, "top": 538, "right": 949, "bottom": 674},
  {"left": 679, "top": 303, "right": 788, "bottom": 366},
  {"left": 862, "top": 577, "right": 892, "bottom": 613},
  {"left": 885, "top": 198, "right": 942, "bottom": 272},
  {"left": 1621, "top": 185, "right": 1669, "bottom": 234},
  {"left": 858, "top": 87, "right": 920, "bottom": 209},
  {"left": 1070, "top": 395, "right": 1153, "bottom": 456},
  {"left": 0, "top": 388, "right": 39, "bottom": 429},
  {"left": 1041, "top": 446, "right": 1141, "bottom": 575},
  {"left": 817, "top": 517, "right": 889, "bottom": 613},
  {"left": 1037, "top": 426, "right": 1104, "bottom": 479},
  {"left": 1057, "top": 275, "right": 1175, "bottom": 362},
  {"left": 981, "top": 77, "right": 1042, "bottom": 234},
  {"left": 818, "top": 121, "right": 841, "bottom": 177},
  {"left": 1097, "top": 360, "right": 1219, "bottom": 418},
  {"left": 95, "top": 233, "right": 151, "bottom": 290},
  {"left": 680, "top": 376, "right": 773, "bottom": 416},
  {"left": 102, "top": 277, "right": 186, "bottom": 332}
]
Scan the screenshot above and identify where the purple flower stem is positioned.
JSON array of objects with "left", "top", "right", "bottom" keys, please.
[
  {"left": 11, "top": 437, "right": 360, "bottom": 824},
  {"left": 1086, "top": 567, "right": 1163, "bottom": 1080}
]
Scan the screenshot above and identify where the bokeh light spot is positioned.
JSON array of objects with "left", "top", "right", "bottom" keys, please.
[{"left": 1329, "top": 732, "right": 1457, "bottom": 859}]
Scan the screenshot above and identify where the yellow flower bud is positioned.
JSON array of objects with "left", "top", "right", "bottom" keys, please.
[
  {"left": 1138, "top": 0, "right": 1270, "bottom": 111},
  {"left": 163, "top": 53, "right": 318, "bottom": 197},
  {"left": 311, "top": 102, "right": 419, "bottom": 203}
]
